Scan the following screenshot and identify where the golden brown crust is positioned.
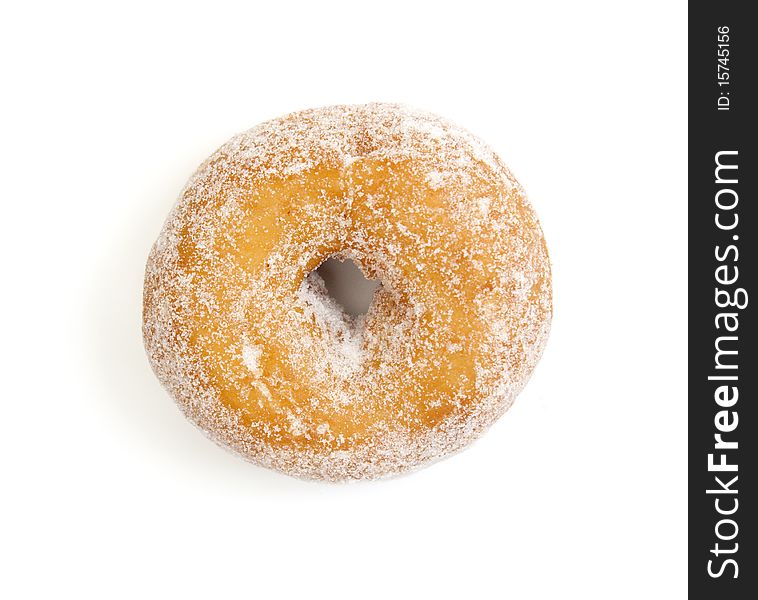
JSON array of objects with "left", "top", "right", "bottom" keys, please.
[{"left": 143, "top": 103, "right": 551, "bottom": 480}]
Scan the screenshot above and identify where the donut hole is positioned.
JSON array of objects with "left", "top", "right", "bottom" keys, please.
[{"left": 312, "top": 256, "right": 381, "bottom": 318}]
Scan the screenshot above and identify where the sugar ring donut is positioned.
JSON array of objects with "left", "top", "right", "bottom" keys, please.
[{"left": 143, "top": 103, "right": 552, "bottom": 481}]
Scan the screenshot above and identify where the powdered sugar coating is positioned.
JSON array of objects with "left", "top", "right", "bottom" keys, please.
[{"left": 143, "top": 103, "right": 552, "bottom": 481}]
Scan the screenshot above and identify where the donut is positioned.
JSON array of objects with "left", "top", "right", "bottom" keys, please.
[{"left": 143, "top": 103, "right": 551, "bottom": 481}]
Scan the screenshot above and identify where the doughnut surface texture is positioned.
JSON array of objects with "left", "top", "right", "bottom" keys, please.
[{"left": 143, "top": 104, "right": 551, "bottom": 481}]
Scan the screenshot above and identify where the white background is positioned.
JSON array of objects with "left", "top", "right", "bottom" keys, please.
[{"left": 2, "top": 1, "right": 687, "bottom": 598}]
